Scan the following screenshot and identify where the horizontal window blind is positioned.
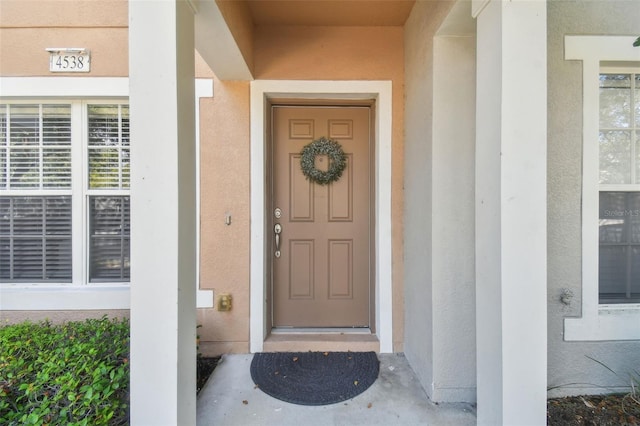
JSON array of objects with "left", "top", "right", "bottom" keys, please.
[
  {"left": 88, "top": 105, "right": 130, "bottom": 189},
  {"left": 0, "top": 104, "right": 72, "bottom": 190},
  {"left": 89, "top": 196, "right": 130, "bottom": 282},
  {"left": 0, "top": 196, "right": 72, "bottom": 282},
  {"left": 599, "top": 192, "right": 640, "bottom": 303}
]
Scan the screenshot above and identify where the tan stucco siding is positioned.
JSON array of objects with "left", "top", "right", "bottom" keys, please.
[
  {"left": 253, "top": 25, "right": 405, "bottom": 351},
  {"left": 198, "top": 77, "right": 251, "bottom": 355},
  {"left": 0, "top": 0, "right": 128, "bottom": 76},
  {"left": 0, "top": 0, "right": 128, "bottom": 28},
  {"left": 0, "top": 28, "right": 128, "bottom": 77}
]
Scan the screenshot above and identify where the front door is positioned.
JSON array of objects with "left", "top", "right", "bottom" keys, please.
[{"left": 271, "top": 105, "right": 372, "bottom": 327}]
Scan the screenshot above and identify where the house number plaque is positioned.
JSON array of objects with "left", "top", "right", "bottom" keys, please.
[{"left": 47, "top": 48, "right": 91, "bottom": 73}]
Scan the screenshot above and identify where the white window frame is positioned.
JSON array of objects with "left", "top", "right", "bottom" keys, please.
[
  {"left": 564, "top": 36, "right": 640, "bottom": 340},
  {"left": 85, "top": 102, "right": 131, "bottom": 284},
  {"left": 2, "top": 99, "right": 129, "bottom": 286},
  {"left": 0, "top": 77, "right": 213, "bottom": 310}
]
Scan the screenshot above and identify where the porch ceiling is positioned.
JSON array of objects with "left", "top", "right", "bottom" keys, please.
[
  {"left": 245, "top": 0, "right": 416, "bottom": 27},
  {"left": 196, "top": 0, "right": 416, "bottom": 80}
]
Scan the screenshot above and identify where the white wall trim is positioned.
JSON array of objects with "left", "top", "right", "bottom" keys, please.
[
  {"left": 564, "top": 35, "right": 640, "bottom": 341},
  {"left": 249, "top": 80, "right": 394, "bottom": 353},
  {"left": 0, "top": 286, "right": 131, "bottom": 310},
  {"left": 0, "top": 77, "right": 129, "bottom": 97},
  {"left": 195, "top": 79, "right": 215, "bottom": 308},
  {"left": 0, "top": 77, "right": 214, "bottom": 310}
]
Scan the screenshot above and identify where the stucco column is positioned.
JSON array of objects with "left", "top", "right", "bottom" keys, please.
[
  {"left": 474, "top": 0, "right": 547, "bottom": 424},
  {"left": 129, "top": 1, "right": 197, "bottom": 424}
]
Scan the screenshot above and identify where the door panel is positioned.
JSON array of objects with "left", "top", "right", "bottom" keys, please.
[
  {"left": 272, "top": 106, "right": 371, "bottom": 327},
  {"left": 289, "top": 154, "right": 314, "bottom": 221}
]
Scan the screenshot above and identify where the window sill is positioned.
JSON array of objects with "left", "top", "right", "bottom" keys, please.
[
  {"left": 0, "top": 284, "right": 131, "bottom": 311},
  {"left": 564, "top": 305, "right": 640, "bottom": 341},
  {"left": 0, "top": 284, "right": 214, "bottom": 310}
]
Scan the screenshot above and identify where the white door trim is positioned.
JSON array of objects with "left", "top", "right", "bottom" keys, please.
[{"left": 250, "top": 80, "right": 393, "bottom": 353}]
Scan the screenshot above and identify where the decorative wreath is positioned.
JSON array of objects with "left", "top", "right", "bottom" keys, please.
[{"left": 300, "top": 137, "right": 347, "bottom": 185}]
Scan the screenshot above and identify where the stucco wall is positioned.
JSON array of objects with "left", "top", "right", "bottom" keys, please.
[
  {"left": 431, "top": 33, "right": 476, "bottom": 403},
  {"left": 403, "top": 0, "right": 438, "bottom": 400},
  {"left": 249, "top": 25, "right": 406, "bottom": 351},
  {"left": 0, "top": 1, "right": 406, "bottom": 354},
  {"left": 547, "top": 0, "right": 640, "bottom": 396},
  {"left": 200, "top": 25, "right": 407, "bottom": 354},
  {"left": 197, "top": 76, "right": 251, "bottom": 354},
  {"left": 405, "top": 0, "right": 479, "bottom": 403},
  {"left": 0, "top": 0, "right": 128, "bottom": 76}
]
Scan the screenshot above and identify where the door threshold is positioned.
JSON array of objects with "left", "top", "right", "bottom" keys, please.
[
  {"left": 264, "top": 329, "right": 380, "bottom": 353},
  {"left": 270, "top": 327, "right": 372, "bottom": 335}
]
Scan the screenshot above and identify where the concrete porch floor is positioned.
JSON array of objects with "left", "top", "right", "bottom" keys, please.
[{"left": 196, "top": 353, "right": 477, "bottom": 425}]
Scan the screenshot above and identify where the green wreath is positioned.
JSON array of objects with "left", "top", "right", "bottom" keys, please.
[{"left": 300, "top": 137, "right": 347, "bottom": 185}]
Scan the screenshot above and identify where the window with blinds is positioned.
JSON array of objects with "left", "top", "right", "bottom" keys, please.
[
  {"left": 1, "top": 104, "right": 72, "bottom": 190},
  {"left": 0, "top": 101, "right": 130, "bottom": 285},
  {"left": 598, "top": 72, "right": 640, "bottom": 303},
  {"left": 87, "top": 104, "right": 130, "bottom": 282},
  {"left": 0, "top": 196, "right": 72, "bottom": 282},
  {"left": 1, "top": 104, "right": 73, "bottom": 283},
  {"left": 89, "top": 196, "right": 130, "bottom": 282},
  {"left": 88, "top": 105, "right": 130, "bottom": 189}
]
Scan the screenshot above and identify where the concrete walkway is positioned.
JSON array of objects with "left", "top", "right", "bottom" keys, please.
[{"left": 197, "top": 353, "right": 477, "bottom": 425}]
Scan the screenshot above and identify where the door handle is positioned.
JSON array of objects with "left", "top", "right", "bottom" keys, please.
[{"left": 274, "top": 223, "right": 282, "bottom": 258}]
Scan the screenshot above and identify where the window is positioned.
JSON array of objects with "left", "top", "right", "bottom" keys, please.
[
  {"left": 564, "top": 35, "right": 640, "bottom": 341},
  {"left": 0, "top": 101, "right": 130, "bottom": 285},
  {"left": 598, "top": 72, "right": 640, "bottom": 303},
  {"left": 87, "top": 105, "right": 130, "bottom": 282},
  {"left": 0, "top": 76, "right": 213, "bottom": 309}
]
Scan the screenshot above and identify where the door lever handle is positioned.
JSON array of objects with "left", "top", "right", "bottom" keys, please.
[{"left": 274, "top": 223, "right": 282, "bottom": 258}]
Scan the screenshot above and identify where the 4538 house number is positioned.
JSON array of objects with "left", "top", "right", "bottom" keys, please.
[{"left": 47, "top": 48, "right": 91, "bottom": 73}]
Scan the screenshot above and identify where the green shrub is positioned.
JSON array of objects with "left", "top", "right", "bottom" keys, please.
[{"left": 0, "top": 317, "right": 129, "bottom": 425}]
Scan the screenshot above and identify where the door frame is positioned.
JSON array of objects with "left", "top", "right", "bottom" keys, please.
[{"left": 250, "top": 80, "right": 393, "bottom": 353}]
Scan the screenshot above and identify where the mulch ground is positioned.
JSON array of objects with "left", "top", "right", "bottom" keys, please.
[
  {"left": 547, "top": 393, "right": 640, "bottom": 425},
  {"left": 197, "top": 356, "right": 221, "bottom": 394}
]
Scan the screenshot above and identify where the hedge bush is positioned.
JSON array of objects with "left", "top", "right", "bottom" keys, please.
[{"left": 0, "top": 317, "right": 129, "bottom": 425}]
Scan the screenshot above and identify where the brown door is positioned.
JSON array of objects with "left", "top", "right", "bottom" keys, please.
[{"left": 271, "top": 105, "right": 372, "bottom": 327}]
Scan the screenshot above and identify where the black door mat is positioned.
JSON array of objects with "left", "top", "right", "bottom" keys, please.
[{"left": 250, "top": 351, "right": 380, "bottom": 406}]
